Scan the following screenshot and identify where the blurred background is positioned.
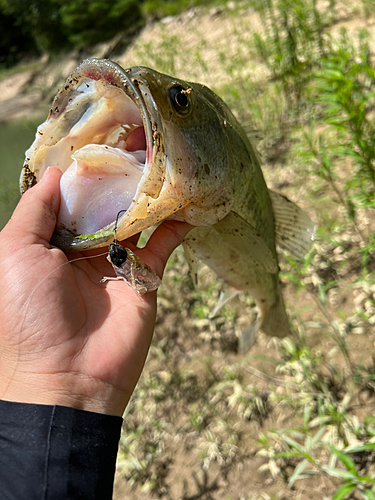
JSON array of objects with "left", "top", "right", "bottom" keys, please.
[{"left": 1, "top": 1, "right": 375, "bottom": 499}]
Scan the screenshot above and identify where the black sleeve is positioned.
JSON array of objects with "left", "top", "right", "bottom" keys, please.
[{"left": 0, "top": 399, "right": 123, "bottom": 500}]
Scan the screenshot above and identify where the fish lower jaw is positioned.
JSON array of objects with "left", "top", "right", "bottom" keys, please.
[
  {"left": 51, "top": 184, "right": 186, "bottom": 251},
  {"left": 113, "top": 194, "right": 189, "bottom": 242}
]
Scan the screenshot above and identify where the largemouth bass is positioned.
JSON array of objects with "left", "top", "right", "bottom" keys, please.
[{"left": 20, "top": 58, "right": 315, "bottom": 349}]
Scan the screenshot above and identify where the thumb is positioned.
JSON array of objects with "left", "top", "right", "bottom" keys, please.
[{"left": 6, "top": 167, "right": 62, "bottom": 245}]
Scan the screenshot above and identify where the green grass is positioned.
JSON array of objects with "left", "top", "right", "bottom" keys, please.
[{"left": 141, "top": 0, "right": 243, "bottom": 19}]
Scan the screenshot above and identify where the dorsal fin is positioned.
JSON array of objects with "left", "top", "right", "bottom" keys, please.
[{"left": 269, "top": 191, "right": 316, "bottom": 259}]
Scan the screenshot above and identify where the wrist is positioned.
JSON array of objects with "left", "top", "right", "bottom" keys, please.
[{"left": 0, "top": 370, "right": 129, "bottom": 416}]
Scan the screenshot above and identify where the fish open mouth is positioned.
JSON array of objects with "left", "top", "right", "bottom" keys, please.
[{"left": 21, "top": 59, "right": 156, "bottom": 249}]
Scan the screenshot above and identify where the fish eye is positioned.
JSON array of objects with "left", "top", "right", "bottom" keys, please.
[
  {"left": 109, "top": 243, "right": 127, "bottom": 267},
  {"left": 169, "top": 85, "right": 191, "bottom": 115}
]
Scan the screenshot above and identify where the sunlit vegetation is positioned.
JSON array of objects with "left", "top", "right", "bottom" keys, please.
[{"left": 0, "top": 0, "right": 143, "bottom": 64}]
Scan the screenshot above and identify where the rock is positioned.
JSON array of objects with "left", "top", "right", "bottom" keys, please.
[{"left": 352, "top": 326, "right": 365, "bottom": 335}]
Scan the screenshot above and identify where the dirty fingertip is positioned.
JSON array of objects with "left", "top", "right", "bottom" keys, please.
[{"left": 40, "top": 166, "right": 62, "bottom": 183}]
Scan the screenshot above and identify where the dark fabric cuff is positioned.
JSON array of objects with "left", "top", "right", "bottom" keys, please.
[{"left": 0, "top": 399, "right": 123, "bottom": 500}]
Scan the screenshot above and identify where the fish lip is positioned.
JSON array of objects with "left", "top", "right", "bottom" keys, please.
[{"left": 23, "top": 58, "right": 159, "bottom": 251}]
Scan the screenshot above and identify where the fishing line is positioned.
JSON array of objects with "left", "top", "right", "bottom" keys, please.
[
  {"left": 19, "top": 250, "right": 109, "bottom": 323},
  {"left": 28, "top": 205, "right": 129, "bottom": 299},
  {"left": 21, "top": 206, "right": 131, "bottom": 317},
  {"left": 16, "top": 206, "right": 152, "bottom": 340},
  {"left": 15, "top": 206, "right": 141, "bottom": 341},
  {"left": 41, "top": 251, "right": 109, "bottom": 286}
]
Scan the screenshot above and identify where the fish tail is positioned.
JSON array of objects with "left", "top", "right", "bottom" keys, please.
[{"left": 260, "top": 290, "right": 291, "bottom": 338}]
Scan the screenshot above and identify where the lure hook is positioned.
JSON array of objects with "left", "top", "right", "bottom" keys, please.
[{"left": 113, "top": 209, "right": 127, "bottom": 244}]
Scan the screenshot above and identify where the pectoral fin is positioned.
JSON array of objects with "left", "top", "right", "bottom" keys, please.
[
  {"left": 213, "top": 211, "right": 278, "bottom": 274},
  {"left": 269, "top": 191, "right": 316, "bottom": 259}
]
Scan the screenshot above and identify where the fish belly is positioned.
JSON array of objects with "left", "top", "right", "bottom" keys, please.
[
  {"left": 184, "top": 225, "right": 277, "bottom": 303},
  {"left": 184, "top": 226, "right": 291, "bottom": 338}
]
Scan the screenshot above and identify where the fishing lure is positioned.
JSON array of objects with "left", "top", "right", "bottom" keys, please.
[{"left": 100, "top": 210, "right": 162, "bottom": 295}]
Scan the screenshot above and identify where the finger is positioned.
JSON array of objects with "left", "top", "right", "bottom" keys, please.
[
  {"left": 141, "top": 221, "right": 193, "bottom": 277},
  {"left": 6, "top": 167, "right": 62, "bottom": 245}
]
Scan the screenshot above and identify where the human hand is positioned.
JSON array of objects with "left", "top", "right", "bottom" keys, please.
[{"left": 0, "top": 167, "right": 191, "bottom": 416}]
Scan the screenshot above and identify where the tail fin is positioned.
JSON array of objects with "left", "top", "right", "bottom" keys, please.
[
  {"left": 238, "top": 290, "right": 290, "bottom": 354},
  {"left": 260, "top": 290, "right": 291, "bottom": 338}
]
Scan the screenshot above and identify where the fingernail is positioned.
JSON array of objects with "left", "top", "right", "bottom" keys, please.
[{"left": 40, "top": 167, "right": 51, "bottom": 182}]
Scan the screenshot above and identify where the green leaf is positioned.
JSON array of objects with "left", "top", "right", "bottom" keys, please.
[
  {"left": 318, "top": 284, "right": 326, "bottom": 304},
  {"left": 321, "top": 466, "right": 357, "bottom": 481},
  {"left": 362, "top": 66, "right": 375, "bottom": 79},
  {"left": 306, "top": 427, "right": 327, "bottom": 450},
  {"left": 364, "top": 489, "right": 375, "bottom": 500},
  {"left": 288, "top": 459, "right": 309, "bottom": 488},
  {"left": 332, "top": 483, "right": 356, "bottom": 500},
  {"left": 346, "top": 443, "right": 375, "bottom": 454},
  {"left": 282, "top": 436, "right": 303, "bottom": 454},
  {"left": 358, "top": 477, "right": 375, "bottom": 485},
  {"left": 328, "top": 445, "right": 358, "bottom": 476}
]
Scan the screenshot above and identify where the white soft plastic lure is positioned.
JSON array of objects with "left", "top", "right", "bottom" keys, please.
[{"left": 99, "top": 210, "right": 161, "bottom": 295}]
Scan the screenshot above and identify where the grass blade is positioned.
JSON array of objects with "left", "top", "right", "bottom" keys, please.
[
  {"left": 288, "top": 459, "right": 309, "bottom": 488},
  {"left": 332, "top": 483, "right": 356, "bottom": 500},
  {"left": 327, "top": 445, "right": 358, "bottom": 476}
]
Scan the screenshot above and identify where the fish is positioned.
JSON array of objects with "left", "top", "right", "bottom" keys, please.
[{"left": 20, "top": 58, "right": 315, "bottom": 349}]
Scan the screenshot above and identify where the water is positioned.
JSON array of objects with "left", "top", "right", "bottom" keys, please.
[{"left": 0, "top": 111, "right": 48, "bottom": 229}]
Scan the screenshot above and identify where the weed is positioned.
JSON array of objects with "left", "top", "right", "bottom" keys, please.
[
  {"left": 0, "top": 177, "right": 18, "bottom": 209},
  {"left": 251, "top": 0, "right": 332, "bottom": 114},
  {"left": 308, "top": 30, "right": 375, "bottom": 232},
  {"left": 141, "top": 0, "right": 224, "bottom": 20}
]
